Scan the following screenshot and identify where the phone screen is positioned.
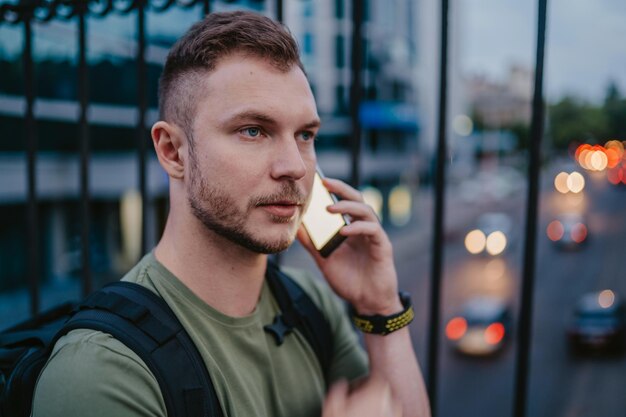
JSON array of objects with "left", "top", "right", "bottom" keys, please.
[{"left": 302, "top": 172, "right": 348, "bottom": 257}]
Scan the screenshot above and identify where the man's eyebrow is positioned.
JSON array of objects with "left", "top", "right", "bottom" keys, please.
[
  {"left": 223, "top": 111, "right": 321, "bottom": 130},
  {"left": 223, "top": 111, "right": 278, "bottom": 127},
  {"left": 302, "top": 119, "right": 322, "bottom": 130}
]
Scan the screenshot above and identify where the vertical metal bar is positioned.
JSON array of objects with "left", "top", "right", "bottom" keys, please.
[
  {"left": 426, "top": 0, "right": 449, "bottom": 414},
  {"left": 78, "top": 3, "right": 92, "bottom": 296},
  {"left": 349, "top": 0, "right": 363, "bottom": 188},
  {"left": 513, "top": 0, "right": 548, "bottom": 416},
  {"left": 203, "top": 0, "right": 210, "bottom": 16},
  {"left": 275, "top": 0, "right": 283, "bottom": 23},
  {"left": 24, "top": 13, "right": 40, "bottom": 316},
  {"left": 271, "top": 0, "right": 284, "bottom": 267},
  {"left": 137, "top": 0, "right": 148, "bottom": 255}
]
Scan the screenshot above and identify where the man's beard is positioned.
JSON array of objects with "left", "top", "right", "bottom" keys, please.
[{"left": 187, "top": 160, "right": 306, "bottom": 254}]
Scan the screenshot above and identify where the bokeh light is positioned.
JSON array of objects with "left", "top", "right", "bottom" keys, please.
[
  {"left": 446, "top": 317, "right": 467, "bottom": 340},
  {"left": 575, "top": 142, "right": 625, "bottom": 176},
  {"left": 453, "top": 114, "right": 473, "bottom": 136},
  {"left": 362, "top": 186, "right": 383, "bottom": 221},
  {"left": 547, "top": 220, "right": 564, "bottom": 242},
  {"left": 484, "top": 322, "right": 505, "bottom": 345},
  {"left": 589, "top": 150, "right": 608, "bottom": 171},
  {"left": 485, "top": 231, "right": 507, "bottom": 255},
  {"left": 598, "top": 290, "right": 615, "bottom": 309},
  {"left": 554, "top": 172, "right": 570, "bottom": 193},
  {"left": 571, "top": 223, "right": 587, "bottom": 244},
  {"left": 465, "top": 229, "right": 486, "bottom": 254},
  {"left": 566, "top": 172, "right": 585, "bottom": 193},
  {"left": 607, "top": 166, "right": 626, "bottom": 185},
  {"left": 389, "top": 185, "right": 412, "bottom": 226}
]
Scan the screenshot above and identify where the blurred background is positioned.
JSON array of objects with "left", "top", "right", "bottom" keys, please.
[{"left": 1, "top": 0, "right": 625, "bottom": 416}]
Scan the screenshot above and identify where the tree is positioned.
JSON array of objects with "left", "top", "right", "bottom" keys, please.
[
  {"left": 548, "top": 96, "right": 609, "bottom": 150},
  {"left": 603, "top": 81, "right": 626, "bottom": 140}
]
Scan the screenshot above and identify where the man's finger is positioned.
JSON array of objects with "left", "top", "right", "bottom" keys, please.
[
  {"left": 322, "top": 380, "right": 349, "bottom": 417},
  {"left": 328, "top": 200, "right": 379, "bottom": 222},
  {"left": 322, "top": 178, "right": 364, "bottom": 202}
]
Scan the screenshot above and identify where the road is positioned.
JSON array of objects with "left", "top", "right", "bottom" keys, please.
[{"left": 283, "top": 167, "right": 626, "bottom": 417}]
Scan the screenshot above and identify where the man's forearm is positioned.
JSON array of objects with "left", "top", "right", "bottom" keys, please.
[{"left": 364, "top": 327, "right": 431, "bottom": 417}]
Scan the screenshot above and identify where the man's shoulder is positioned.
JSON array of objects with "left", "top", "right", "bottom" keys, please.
[
  {"left": 32, "top": 328, "right": 165, "bottom": 417},
  {"left": 120, "top": 253, "right": 158, "bottom": 286}
]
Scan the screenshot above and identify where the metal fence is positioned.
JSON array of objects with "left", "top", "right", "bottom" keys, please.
[{"left": 0, "top": 0, "right": 549, "bottom": 415}]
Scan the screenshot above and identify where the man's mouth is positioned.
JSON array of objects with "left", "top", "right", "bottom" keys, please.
[{"left": 258, "top": 201, "right": 302, "bottom": 218}]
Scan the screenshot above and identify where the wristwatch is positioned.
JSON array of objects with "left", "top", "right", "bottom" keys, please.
[{"left": 350, "top": 292, "right": 414, "bottom": 336}]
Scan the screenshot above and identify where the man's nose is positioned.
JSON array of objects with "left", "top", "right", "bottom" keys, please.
[{"left": 270, "top": 137, "right": 307, "bottom": 181}]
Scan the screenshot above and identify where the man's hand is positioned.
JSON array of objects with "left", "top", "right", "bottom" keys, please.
[
  {"left": 322, "top": 376, "right": 402, "bottom": 417},
  {"left": 297, "top": 177, "right": 401, "bottom": 315}
]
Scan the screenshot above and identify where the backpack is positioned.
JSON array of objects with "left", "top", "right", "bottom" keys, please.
[{"left": 0, "top": 261, "right": 333, "bottom": 417}]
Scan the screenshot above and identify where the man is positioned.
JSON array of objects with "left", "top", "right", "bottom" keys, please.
[{"left": 31, "top": 11, "right": 429, "bottom": 417}]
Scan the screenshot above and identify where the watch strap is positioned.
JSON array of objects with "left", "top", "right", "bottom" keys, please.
[{"left": 351, "top": 292, "right": 414, "bottom": 335}]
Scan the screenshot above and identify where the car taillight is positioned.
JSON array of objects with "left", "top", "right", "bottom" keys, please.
[
  {"left": 547, "top": 220, "right": 564, "bottom": 242},
  {"left": 446, "top": 317, "right": 467, "bottom": 340},
  {"left": 484, "top": 322, "right": 505, "bottom": 345},
  {"left": 571, "top": 223, "right": 587, "bottom": 243}
]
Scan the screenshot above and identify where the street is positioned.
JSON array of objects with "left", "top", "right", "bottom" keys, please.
[{"left": 284, "top": 166, "right": 626, "bottom": 417}]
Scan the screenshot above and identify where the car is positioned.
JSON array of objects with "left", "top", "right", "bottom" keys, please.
[
  {"left": 445, "top": 297, "right": 513, "bottom": 356},
  {"left": 567, "top": 290, "right": 626, "bottom": 355},
  {"left": 546, "top": 213, "right": 588, "bottom": 250},
  {"left": 464, "top": 212, "right": 513, "bottom": 256}
]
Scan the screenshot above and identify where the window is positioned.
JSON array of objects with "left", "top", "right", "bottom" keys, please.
[
  {"left": 335, "top": 0, "right": 344, "bottom": 19},
  {"left": 335, "top": 85, "right": 348, "bottom": 114},
  {"left": 303, "top": 33, "right": 314, "bottom": 55},
  {"left": 335, "top": 35, "right": 345, "bottom": 69}
]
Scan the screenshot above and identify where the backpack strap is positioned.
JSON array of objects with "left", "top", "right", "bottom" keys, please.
[
  {"left": 58, "top": 282, "right": 223, "bottom": 417},
  {"left": 264, "top": 261, "right": 334, "bottom": 383}
]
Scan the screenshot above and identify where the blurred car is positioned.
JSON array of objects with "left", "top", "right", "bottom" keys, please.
[
  {"left": 567, "top": 290, "right": 626, "bottom": 355},
  {"left": 464, "top": 212, "right": 513, "bottom": 256},
  {"left": 445, "top": 297, "right": 513, "bottom": 356},
  {"left": 546, "top": 213, "right": 588, "bottom": 250}
]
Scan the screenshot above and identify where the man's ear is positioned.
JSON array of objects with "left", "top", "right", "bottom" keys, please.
[{"left": 151, "top": 121, "right": 186, "bottom": 179}]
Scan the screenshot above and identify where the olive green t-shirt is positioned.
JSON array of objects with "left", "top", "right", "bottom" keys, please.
[{"left": 31, "top": 253, "right": 368, "bottom": 417}]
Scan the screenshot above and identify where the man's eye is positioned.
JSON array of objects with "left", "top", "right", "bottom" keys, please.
[
  {"left": 300, "top": 131, "right": 316, "bottom": 142},
  {"left": 242, "top": 127, "right": 262, "bottom": 137}
]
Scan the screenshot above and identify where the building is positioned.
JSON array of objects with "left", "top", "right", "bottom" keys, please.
[{"left": 0, "top": 0, "right": 440, "bottom": 311}]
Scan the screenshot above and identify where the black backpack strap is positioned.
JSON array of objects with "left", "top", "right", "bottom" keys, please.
[
  {"left": 264, "top": 261, "right": 334, "bottom": 383},
  {"left": 58, "top": 282, "right": 223, "bottom": 417}
]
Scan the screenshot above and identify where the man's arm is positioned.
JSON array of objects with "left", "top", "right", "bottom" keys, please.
[{"left": 297, "top": 177, "right": 431, "bottom": 417}]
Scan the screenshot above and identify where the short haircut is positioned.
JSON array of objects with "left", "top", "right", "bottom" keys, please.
[{"left": 158, "top": 11, "right": 305, "bottom": 139}]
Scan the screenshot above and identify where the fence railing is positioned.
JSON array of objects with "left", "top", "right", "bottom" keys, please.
[{"left": 0, "top": 1, "right": 548, "bottom": 416}]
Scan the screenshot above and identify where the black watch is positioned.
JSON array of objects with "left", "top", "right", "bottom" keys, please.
[{"left": 350, "top": 292, "right": 414, "bottom": 336}]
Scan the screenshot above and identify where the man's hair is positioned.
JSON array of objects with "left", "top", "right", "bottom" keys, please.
[{"left": 158, "top": 11, "right": 304, "bottom": 139}]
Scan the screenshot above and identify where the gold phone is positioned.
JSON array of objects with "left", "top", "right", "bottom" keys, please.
[{"left": 302, "top": 170, "right": 349, "bottom": 257}]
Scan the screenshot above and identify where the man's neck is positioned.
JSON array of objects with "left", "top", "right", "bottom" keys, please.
[{"left": 153, "top": 215, "right": 268, "bottom": 318}]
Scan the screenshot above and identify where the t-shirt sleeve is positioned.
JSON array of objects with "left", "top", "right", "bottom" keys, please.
[
  {"left": 282, "top": 268, "right": 369, "bottom": 384},
  {"left": 31, "top": 329, "right": 166, "bottom": 417}
]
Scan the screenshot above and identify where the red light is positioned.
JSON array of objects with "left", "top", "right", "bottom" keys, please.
[
  {"left": 484, "top": 323, "right": 505, "bottom": 345},
  {"left": 446, "top": 317, "right": 467, "bottom": 340},
  {"left": 547, "top": 220, "right": 564, "bottom": 242},
  {"left": 608, "top": 168, "right": 621, "bottom": 185},
  {"left": 571, "top": 223, "right": 587, "bottom": 243},
  {"left": 605, "top": 148, "right": 621, "bottom": 169},
  {"left": 607, "top": 166, "right": 626, "bottom": 185}
]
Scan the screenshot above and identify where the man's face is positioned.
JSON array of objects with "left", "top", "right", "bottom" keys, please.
[{"left": 186, "top": 53, "right": 319, "bottom": 254}]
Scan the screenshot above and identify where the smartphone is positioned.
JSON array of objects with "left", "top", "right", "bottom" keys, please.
[{"left": 302, "top": 170, "right": 349, "bottom": 258}]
